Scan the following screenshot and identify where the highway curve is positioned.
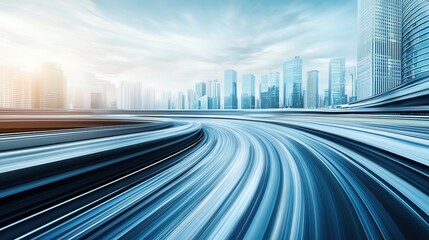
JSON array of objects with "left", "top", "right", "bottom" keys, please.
[{"left": 0, "top": 113, "right": 427, "bottom": 239}]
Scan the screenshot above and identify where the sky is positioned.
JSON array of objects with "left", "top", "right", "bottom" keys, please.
[{"left": 0, "top": 0, "right": 357, "bottom": 97}]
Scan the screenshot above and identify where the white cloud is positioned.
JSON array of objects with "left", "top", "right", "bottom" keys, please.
[{"left": 0, "top": 0, "right": 357, "bottom": 96}]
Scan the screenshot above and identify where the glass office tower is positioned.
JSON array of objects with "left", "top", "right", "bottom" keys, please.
[
  {"left": 402, "top": 0, "right": 429, "bottom": 82},
  {"left": 195, "top": 82, "right": 206, "bottom": 98},
  {"left": 283, "top": 56, "right": 303, "bottom": 108},
  {"left": 207, "top": 79, "right": 221, "bottom": 109},
  {"left": 224, "top": 69, "right": 238, "bottom": 109},
  {"left": 357, "top": 0, "right": 402, "bottom": 100},
  {"left": 306, "top": 70, "right": 319, "bottom": 109},
  {"left": 329, "top": 58, "right": 346, "bottom": 107},
  {"left": 269, "top": 71, "right": 280, "bottom": 108},
  {"left": 241, "top": 74, "right": 255, "bottom": 109},
  {"left": 260, "top": 74, "right": 270, "bottom": 109}
]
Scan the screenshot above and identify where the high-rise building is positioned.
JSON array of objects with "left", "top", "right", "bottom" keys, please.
[
  {"left": 269, "top": 71, "right": 280, "bottom": 108},
  {"left": 143, "top": 88, "right": 156, "bottom": 110},
  {"left": 83, "top": 73, "right": 116, "bottom": 109},
  {"left": 174, "top": 91, "right": 185, "bottom": 110},
  {"left": 0, "top": 66, "right": 31, "bottom": 109},
  {"left": 241, "top": 74, "right": 255, "bottom": 109},
  {"left": 186, "top": 89, "right": 197, "bottom": 109},
  {"left": 329, "top": 58, "right": 347, "bottom": 107},
  {"left": 402, "top": 0, "right": 429, "bottom": 83},
  {"left": 207, "top": 79, "right": 221, "bottom": 109},
  {"left": 118, "top": 80, "right": 142, "bottom": 110},
  {"left": 195, "top": 82, "right": 206, "bottom": 98},
  {"left": 198, "top": 95, "right": 208, "bottom": 110},
  {"left": 323, "top": 89, "right": 330, "bottom": 108},
  {"left": 90, "top": 93, "right": 102, "bottom": 109},
  {"left": 346, "top": 66, "right": 357, "bottom": 102},
  {"left": 160, "top": 91, "right": 173, "bottom": 109},
  {"left": 32, "top": 63, "right": 66, "bottom": 109},
  {"left": 357, "top": 0, "right": 402, "bottom": 100},
  {"left": 283, "top": 56, "right": 303, "bottom": 108},
  {"left": 224, "top": 69, "right": 238, "bottom": 109},
  {"left": 259, "top": 72, "right": 279, "bottom": 109},
  {"left": 260, "top": 74, "right": 270, "bottom": 109},
  {"left": 306, "top": 70, "right": 319, "bottom": 109}
]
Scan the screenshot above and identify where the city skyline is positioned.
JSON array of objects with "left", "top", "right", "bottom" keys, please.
[
  {"left": 0, "top": 0, "right": 427, "bottom": 110},
  {"left": 0, "top": 2, "right": 428, "bottom": 238},
  {"left": 0, "top": 0, "right": 357, "bottom": 94}
]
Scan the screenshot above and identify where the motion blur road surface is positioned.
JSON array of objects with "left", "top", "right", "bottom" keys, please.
[{"left": 0, "top": 112, "right": 428, "bottom": 239}]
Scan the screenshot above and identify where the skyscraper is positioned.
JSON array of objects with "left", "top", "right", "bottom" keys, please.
[
  {"left": 175, "top": 91, "right": 186, "bottom": 110},
  {"left": 224, "top": 69, "right": 238, "bottom": 109},
  {"left": 260, "top": 74, "right": 270, "bottom": 109},
  {"left": 269, "top": 71, "right": 280, "bottom": 108},
  {"left": 195, "top": 82, "right": 206, "bottom": 98},
  {"left": 118, "top": 80, "right": 142, "bottom": 110},
  {"left": 346, "top": 66, "right": 357, "bottom": 102},
  {"left": 402, "top": 0, "right": 429, "bottom": 83},
  {"left": 283, "top": 56, "right": 303, "bottom": 108},
  {"left": 241, "top": 74, "right": 255, "bottom": 109},
  {"left": 207, "top": 79, "right": 221, "bottom": 109},
  {"left": 32, "top": 63, "right": 66, "bottom": 109},
  {"left": 143, "top": 88, "right": 156, "bottom": 110},
  {"left": 83, "top": 73, "right": 116, "bottom": 109},
  {"left": 357, "top": 0, "right": 402, "bottom": 100},
  {"left": 329, "top": 58, "right": 346, "bottom": 107},
  {"left": 186, "top": 89, "right": 196, "bottom": 110},
  {"left": 0, "top": 66, "right": 31, "bottom": 109},
  {"left": 306, "top": 70, "right": 319, "bottom": 109},
  {"left": 160, "top": 91, "right": 173, "bottom": 109},
  {"left": 323, "top": 89, "right": 330, "bottom": 108}
]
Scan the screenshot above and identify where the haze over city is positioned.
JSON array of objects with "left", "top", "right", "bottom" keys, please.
[{"left": 0, "top": 0, "right": 357, "bottom": 95}]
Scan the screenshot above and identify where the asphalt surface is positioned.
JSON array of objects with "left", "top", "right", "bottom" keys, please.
[{"left": 0, "top": 113, "right": 427, "bottom": 239}]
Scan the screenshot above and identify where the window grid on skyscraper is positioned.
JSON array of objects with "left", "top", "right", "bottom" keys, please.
[{"left": 402, "top": 0, "right": 429, "bottom": 82}]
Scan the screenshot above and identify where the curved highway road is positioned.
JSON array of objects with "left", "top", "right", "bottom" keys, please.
[{"left": 0, "top": 113, "right": 427, "bottom": 239}]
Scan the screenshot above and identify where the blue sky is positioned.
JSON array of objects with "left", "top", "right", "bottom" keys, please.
[{"left": 0, "top": 0, "right": 357, "bottom": 94}]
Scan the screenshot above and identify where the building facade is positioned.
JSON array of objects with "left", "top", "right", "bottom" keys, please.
[
  {"left": 207, "top": 79, "right": 221, "bottom": 109},
  {"left": 195, "top": 82, "right": 206, "bottom": 98},
  {"left": 260, "top": 74, "right": 270, "bottom": 109},
  {"left": 224, "top": 69, "right": 238, "bottom": 109},
  {"left": 118, "top": 80, "right": 143, "bottom": 110},
  {"left": 283, "top": 56, "right": 303, "bottom": 108},
  {"left": 241, "top": 74, "right": 255, "bottom": 109},
  {"left": 143, "top": 88, "right": 156, "bottom": 110},
  {"left": 306, "top": 70, "right": 319, "bottom": 109},
  {"left": 329, "top": 58, "right": 347, "bottom": 107},
  {"left": 0, "top": 66, "right": 31, "bottom": 109},
  {"left": 402, "top": 0, "right": 429, "bottom": 83},
  {"left": 269, "top": 71, "right": 280, "bottom": 108},
  {"left": 357, "top": 0, "right": 402, "bottom": 100},
  {"left": 346, "top": 66, "right": 357, "bottom": 102},
  {"left": 32, "top": 63, "right": 66, "bottom": 109}
]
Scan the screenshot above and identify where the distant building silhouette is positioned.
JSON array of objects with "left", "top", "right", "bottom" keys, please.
[
  {"left": 0, "top": 66, "right": 31, "bottom": 109},
  {"left": 143, "top": 88, "right": 156, "bottom": 110},
  {"left": 224, "top": 69, "right": 238, "bottom": 109},
  {"left": 329, "top": 58, "right": 347, "bottom": 107},
  {"left": 306, "top": 70, "right": 319, "bottom": 109},
  {"left": 260, "top": 74, "right": 270, "bottom": 109},
  {"left": 207, "top": 79, "right": 221, "bottom": 109},
  {"left": 118, "top": 80, "right": 142, "bottom": 110},
  {"left": 195, "top": 82, "right": 206, "bottom": 99},
  {"left": 241, "top": 74, "right": 255, "bottom": 109},
  {"left": 32, "top": 63, "right": 66, "bottom": 109},
  {"left": 269, "top": 71, "right": 280, "bottom": 108}
]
